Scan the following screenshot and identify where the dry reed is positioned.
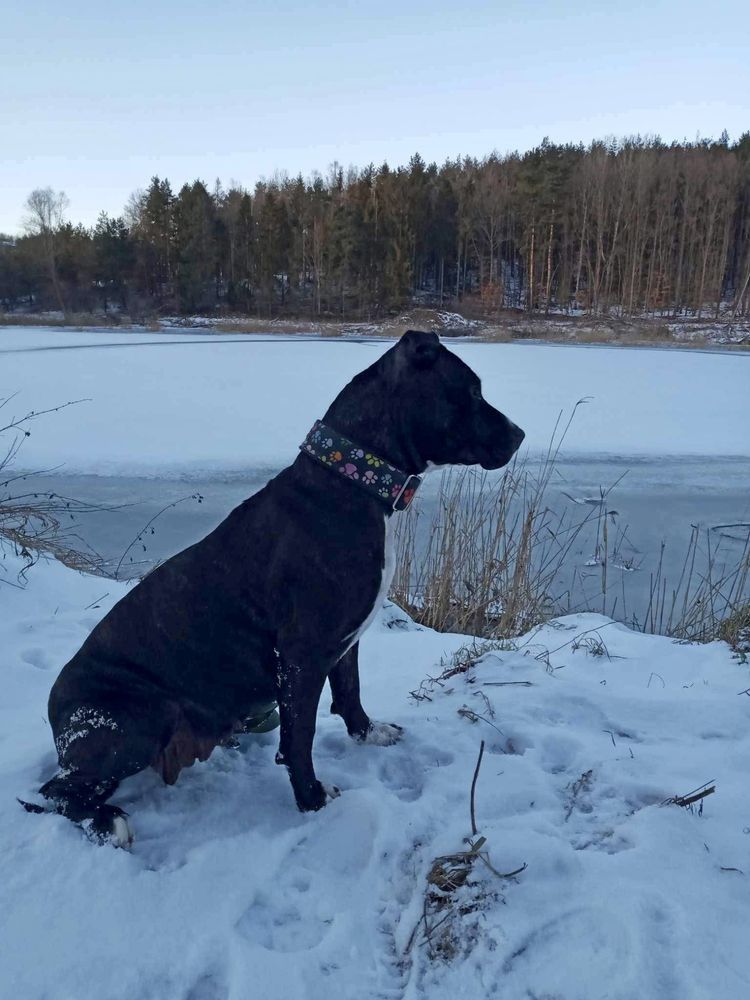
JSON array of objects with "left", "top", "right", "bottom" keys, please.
[
  {"left": 391, "top": 407, "right": 750, "bottom": 644},
  {"left": 391, "top": 403, "right": 601, "bottom": 637},
  {"left": 1, "top": 395, "right": 109, "bottom": 577}
]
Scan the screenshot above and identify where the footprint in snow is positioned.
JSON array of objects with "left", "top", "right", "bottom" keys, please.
[
  {"left": 21, "top": 646, "right": 52, "bottom": 670},
  {"left": 540, "top": 733, "right": 583, "bottom": 774},
  {"left": 236, "top": 892, "right": 334, "bottom": 953},
  {"left": 235, "top": 855, "right": 330, "bottom": 953},
  {"left": 572, "top": 827, "right": 634, "bottom": 854},
  {"left": 377, "top": 743, "right": 453, "bottom": 802},
  {"left": 185, "top": 969, "right": 229, "bottom": 1000},
  {"left": 502, "top": 905, "right": 633, "bottom": 991}
]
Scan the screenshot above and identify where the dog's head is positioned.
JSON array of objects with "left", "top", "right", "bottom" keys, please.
[
  {"left": 383, "top": 330, "right": 525, "bottom": 471},
  {"left": 324, "top": 330, "right": 525, "bottom": 475}
]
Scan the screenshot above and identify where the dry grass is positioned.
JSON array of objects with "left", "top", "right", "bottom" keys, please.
[
  {"left": 391, "top": 404, "right": 600, "bottom": 638},
  {"left": 406, "top": 740, "right": 526, "bottom": 962},
  {"left": 0, "top": 395, "right": 109, "bottom": 579},
  {"left": 0, "top": 496, "right": 107, "bottom": 577},
  {"left": 471, "top": 315, "right": 742, "bottom": 349},
  {"left": 391, "top": 412, "right": 750, "bottom": 647},
  {"left": 409, "top": 638, "right": 517, "bottom": 703},
  {"left": 632, "top": 525, "right": 750, "bottom": 644},
  {"left": 718, "top": 603, "right": 750, "bottom": 661},
  {"left": 212, "top": 317, "right": 325, "bottom": 335},
  {"left": 0, "top": 312, "right": 129, "bottom": 328},
  {"left": 473, "top": 325, "right": 513, "bottom": 342}
]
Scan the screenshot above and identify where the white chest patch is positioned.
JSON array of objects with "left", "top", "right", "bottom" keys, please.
[{"left": 341, "top": 514, "right": 398, "bottom": 657}]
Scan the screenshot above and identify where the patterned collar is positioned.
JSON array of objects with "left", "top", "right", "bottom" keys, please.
[{"left": 300, "top": 420, "right": 422, "bottom": 512}]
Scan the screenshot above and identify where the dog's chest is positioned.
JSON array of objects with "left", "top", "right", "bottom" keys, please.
[{"left": 343, "top": 514, "right": 398, "bottom": 654}]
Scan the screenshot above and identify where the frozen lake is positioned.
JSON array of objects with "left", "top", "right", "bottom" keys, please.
[
  {"left": 17, "top": 455, "right": 749, "bottom": 623},
  {"left": 2, "top": 326, "right": 749, "bottom": 619}
]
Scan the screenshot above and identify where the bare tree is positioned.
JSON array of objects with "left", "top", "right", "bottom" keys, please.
[
  {"left": 22, "top": 187, "right": 69, "bottom": 314},
  {"left": 123, "top": 188, "right": 146, "bottom": 233}
]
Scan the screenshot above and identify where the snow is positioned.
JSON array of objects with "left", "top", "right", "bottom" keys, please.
[
  {"left": 2, "top": 549, "right": 750, "bottom": 999},
  {"left": 3, "top": 325, "right": 750, "bottom": 997},
  {"left": 1, "top": 326, "right": 748, "bottom": 479}
]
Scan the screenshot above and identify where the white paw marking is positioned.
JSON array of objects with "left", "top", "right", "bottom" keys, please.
[
  {"left": 111, "top": 815, "right": 134, "bottom": 850},
  {"left": 322, "top": 783, "right": 341, "bottom": 802},
  {"left": 363, "top": 721, "right": 404, "bottom": 747}
]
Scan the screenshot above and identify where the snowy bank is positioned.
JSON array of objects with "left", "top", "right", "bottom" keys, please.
[{"left": 2, "top": 550, "right": 750, "bottom": 999}]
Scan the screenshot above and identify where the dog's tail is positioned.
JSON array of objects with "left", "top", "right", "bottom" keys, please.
[{"left": 18, "top": 798, "right": 48, "bottom": 814}]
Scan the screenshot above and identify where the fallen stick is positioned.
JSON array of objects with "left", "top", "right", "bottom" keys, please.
[
  {"left": 482, "top": 680, "right": 535, "bottom": 687},
  {"left": 662, "top": 781, "right": 716, "bottom": 808},
  {"left": 470, "top": 740, "right": 485, "bottom": 837}
]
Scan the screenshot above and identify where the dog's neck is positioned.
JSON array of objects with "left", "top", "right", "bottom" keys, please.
[
  {"left": 321, "top": 371, "right": 426, "bottom": 476},
  {"left": 299, "top": 420, "right": 422, "bottom": 512}
]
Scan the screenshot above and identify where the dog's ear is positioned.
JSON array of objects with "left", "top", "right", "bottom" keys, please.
[{"left": 400, "top": 330, "right": 440, "bottom": 370}]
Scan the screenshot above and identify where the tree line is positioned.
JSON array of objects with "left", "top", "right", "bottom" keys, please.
[{"left": 2, "top": 134, "right": 749, "bottom": 320}]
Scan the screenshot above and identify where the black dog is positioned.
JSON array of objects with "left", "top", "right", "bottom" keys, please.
[{"left": 28, "top": 331, "right": 524, "bottom": 846}]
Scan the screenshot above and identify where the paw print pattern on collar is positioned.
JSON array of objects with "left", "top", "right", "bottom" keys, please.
[{"left": 300, "top": 420, "right": 422, "bottom": 513}]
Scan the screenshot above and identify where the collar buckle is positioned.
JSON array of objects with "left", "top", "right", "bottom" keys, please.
[{"left": 392, "top": 474, "right": 422, "bottom": 512}]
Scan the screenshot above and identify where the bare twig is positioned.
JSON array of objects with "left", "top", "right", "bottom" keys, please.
[
  {"left": 0, "top": 396, "right": 91, "bottom": 437},
  {"left": 470, "top": 740, "right": 485, "bottom": 837},
  {"left": 564, "top": 769, "right": 593, "bottom": 821},
  {"left": 457, "top": 705, "right": 505, "bottom": 738},
  {"left": 84, "top": 592, "right": 110, "bottom": 610},
  {"left": 113, "top": 493, "right": 203, "bottom": 579},
  {"left": 662, "top": 781, "right": 716, "bottom": 808},
  {"left": 482, "top": 680, "right": 534, "bottom": 687}
]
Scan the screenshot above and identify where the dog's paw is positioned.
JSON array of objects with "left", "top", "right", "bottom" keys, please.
[
  {"left": 110, "top": 814, "right": 135, "bottom": 850},
  {"left": 360, "top": 721, "right": 404, "bottom": 747},
  {"left": 322, "top": 782, "right": 341, "bottom": 803},
  {"left": 86, "top": 805, "right": 134, "bottom": 850},
  {"left": 297, "top": 780, "right": 341, "bottom": 812}
]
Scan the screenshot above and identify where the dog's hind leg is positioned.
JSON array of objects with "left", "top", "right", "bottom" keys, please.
[
  {"left": 37, "top": 700, "right": 166, "bottom": 847},
  {"left": 35, "top": 772, "right": 133, "bottom": 848}
]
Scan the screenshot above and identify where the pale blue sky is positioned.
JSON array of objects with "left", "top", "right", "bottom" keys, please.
[{"left": 2, "top": 0, "right": 748, "bottom": 233}]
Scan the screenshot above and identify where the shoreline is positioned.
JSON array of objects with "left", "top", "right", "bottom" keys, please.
[{"left": 1, "top": 307, "right": 749, "bottom": 351}]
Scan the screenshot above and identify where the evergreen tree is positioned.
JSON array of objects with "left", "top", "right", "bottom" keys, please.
[
  {"left": 93, "top": 213, "right": 134, "bottom": 312},
  {"left": 173, "top": 181, "right": 217, "bottom": 313},
  {"left": 6, "top": 136, "right": 750, "bottom": 321}
]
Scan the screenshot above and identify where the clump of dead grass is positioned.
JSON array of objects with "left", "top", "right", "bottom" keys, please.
[
  {"left": 633, "top": 524, "right": 750, "bottom": 644},
  {"left": 0, "top": 312, "right": 127, "bottom": 328},
  {"left": 0, "top": 394, "right": 108, "bottom": 578},
  {"left": 406, "top": 741, "right": 527, "bottom": 962},
  {"left": 392, "top": 403, "right": 598, "bottom": 638},
  {"left": 718, "top": 603, "right": 750, "bottom": 662},
  {"left": 409, "top": 638, "right": 516, "bottom": 703},
  {"left": 392, "top": 407, "right": 749, "bottom": 647}
]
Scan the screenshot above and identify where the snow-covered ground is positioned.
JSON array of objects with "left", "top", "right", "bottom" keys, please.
[
  {"left": 2, "top": 326, "right": 749, "bottom": 477},
  {"left": 2, "top": 549, "right": 749, "bottom": 999},
  {"left": 2, "top": 325, "right": 750, "bottom": 998}
]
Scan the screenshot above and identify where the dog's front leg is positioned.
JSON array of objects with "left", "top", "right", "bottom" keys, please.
[
  {"left": 276, "top": 649, "right": 338, "bottom": 812},
  {"left": 330, "top": 643, "right": 404, "bottom": 746}
]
